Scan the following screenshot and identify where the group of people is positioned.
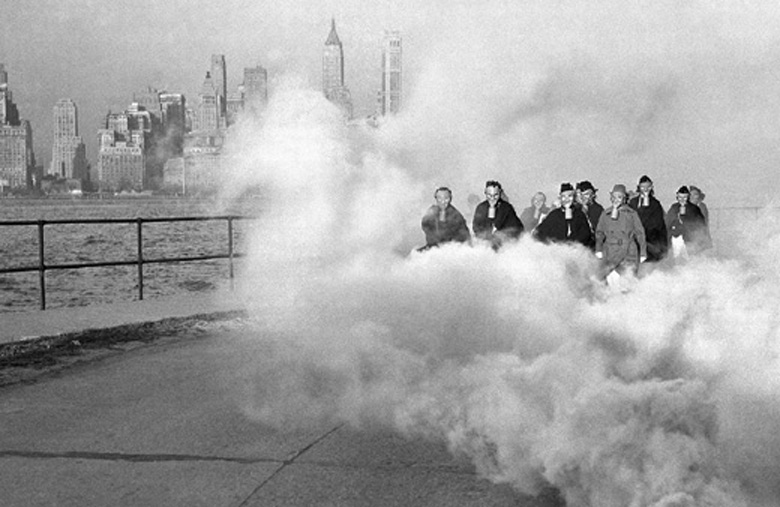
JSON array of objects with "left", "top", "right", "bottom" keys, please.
[{"left": 420, "top": 177, "right": 712, "bottom": 281}]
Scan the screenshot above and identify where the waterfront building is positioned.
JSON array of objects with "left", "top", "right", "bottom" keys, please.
[
  {"left": 211, "top": 54, "right": 227, "bottom": 118},
  {"left": 50, "top": 99, "right": 88, "bottom": 182},
  {"left": 0, "top": 64, "right": 20, "bottom": 126},
  {"left": 133, "top": 86, "right": 163, "bottom": 120},
  {"left": 130, "top": 88, "right": 187, "bottom": 188},
  {"left": 179, "top": 132, "right": 223, "bottom": 195},
  {"left": 162, "top": 156, "right": 185, "bottom": 194},
  {"left": 0, "top": 121, "right": 34, "bottom": 189},
  {"left": 377, "top": 31, "right": 402, "bottom": 116},
  {"left": 322, "top": 18, "right": 353, "bottom": 119},
  {"left": 243, "top": 65, "right": 268, "bottom": 111},
  {"left": 194, "top": 72, "right": 221, "bottom": 132},
  {"left": 226, "top": 91, "right": 243, "bottom": 126},
  {"left": 96, "top": 108, "right": 152, "bottom": 192},
  {"left": 0, "top": 64, "right": 34, "bottom": 190}
]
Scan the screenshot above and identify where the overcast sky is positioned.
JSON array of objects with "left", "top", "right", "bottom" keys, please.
[{"left": 3, "top": 0, "right": 780, "bottom": 205}]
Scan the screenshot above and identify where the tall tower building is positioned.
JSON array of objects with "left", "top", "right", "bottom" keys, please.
[
  {"left": 378, "top": 31, "right": 402, "bottom": 116},
  {"left": 0, "top": 64, "right": 34, "bottom": 189},
  {"left": 0, "top": 63, "right": 20, "bottom": 127},
  {"left": 50, "top": 98, "right": 87, "bottom": 181},
  {"left": 243, "top": 65, "right": 268, "bottom": 108},
  {"left": 322, "top": 18, "right": 353, "bottom": 119},
  {"left": 210, "top": 54, "right": 227, "bottom": 118},
  {"left": 195, "top": 72, "right": 220, "bottom": 132}
]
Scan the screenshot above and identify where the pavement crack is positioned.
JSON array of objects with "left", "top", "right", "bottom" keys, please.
[
  {"left": 0, "top": 449, "right": 280, "bottom": 465},
  {"left": 236, "top": 423, "right": 344, "bottom": 507}
]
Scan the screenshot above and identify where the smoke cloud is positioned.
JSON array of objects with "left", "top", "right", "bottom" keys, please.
[{"left": 217, "top": 3, "right": 780, "bottom": 506}]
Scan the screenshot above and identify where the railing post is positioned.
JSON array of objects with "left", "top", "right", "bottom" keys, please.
[
  {"left": 137, "top": 218, "right": 144, "bottom": 301},
  {"left": 227, "top": 216, "right": 234, "bottom": 291},
  {"left": 38, "top": 220, "right": 46, "bottom": 310}
]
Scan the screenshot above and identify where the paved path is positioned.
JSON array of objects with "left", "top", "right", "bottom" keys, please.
[{"left": 0, "top": 295, "right": 563, "bottom": 506}]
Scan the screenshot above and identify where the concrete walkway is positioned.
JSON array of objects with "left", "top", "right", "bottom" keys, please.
[
  {"left": 0, "top": 293, "right": 564, "bottom": 506},
  {"left": 0, "top": 290, "right": 247, "bottom": 345}
]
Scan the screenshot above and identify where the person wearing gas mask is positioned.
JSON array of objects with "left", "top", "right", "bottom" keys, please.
[
  {"left": 472, "top": 180, "right": 524, "bottom": 250},
  {"left": 519, "top": 191, "right": 550, "bottom": 233},
  {"left": 419, "top": 186, "right": 471, "bottom": 251},
  {"left": 665, "top": 186, "right": 707, "bottom": 260},
  {"left": 575, "top": 180, "right": 604, "bottom": 250},
  {"left": 534, "top": 182, "right": 592, "bottom": 246},
  {"left": 628, "top": 175, "right": 668, "bottom": 262},
  {"left": 595, "top": 184, "right": 647, "bottom": 284}
]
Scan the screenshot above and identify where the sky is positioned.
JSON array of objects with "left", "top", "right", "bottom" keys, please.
[
  {"left": 0, "top": 0, "right": 431, "bottom": 170},
  {"left": 3, "top": 0, "right": 780, "bottom": 205}
]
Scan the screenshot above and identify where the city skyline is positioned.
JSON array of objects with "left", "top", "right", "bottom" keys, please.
[
  {"left": 4, "top": 2, "right": 780, "bottom": 204},
  {"left": 0, "top": 1, "right": 420, "bottom": 173}
]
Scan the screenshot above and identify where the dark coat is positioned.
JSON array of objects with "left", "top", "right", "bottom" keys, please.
[
  {"left": 472, "top": 199, "right": 524, "bottom": 248},
  {"left": 421, "top": 204, "right": 471, "bottom": 248},
  {"left": 534, "top": 206, "right": 592, "bottom": 246},
  {"left": 665, "top": 202, "right": 708, "bottom": 254},
  {"left": 628, "top": 195, "right": 668, "bottom": 262},
  {"left": 577, "top": 201, "right": 604, "bottom": 249}
]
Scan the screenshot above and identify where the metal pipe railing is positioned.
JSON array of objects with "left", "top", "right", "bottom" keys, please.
[{"left": 0, "top": 216, "right": 250, "bottom": 310}]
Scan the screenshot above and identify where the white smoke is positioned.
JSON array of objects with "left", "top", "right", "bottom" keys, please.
[{"left": 217, "top": 3, "right": 780, "bottom": 505}]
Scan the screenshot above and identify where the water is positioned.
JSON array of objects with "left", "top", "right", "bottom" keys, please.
[{"left": 0, "top": 197, "right": 262, "bottom": 313}]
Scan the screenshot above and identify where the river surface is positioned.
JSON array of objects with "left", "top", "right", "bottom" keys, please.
[{"left": 0, "top": 197, "right": 262, "bottom": 313}]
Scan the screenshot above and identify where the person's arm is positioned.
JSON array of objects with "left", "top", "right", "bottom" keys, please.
[
  {"left": 421, "top": 206, "right": 438, "bottom": 245},
  {"left": 633, "top": 212, "right": 647, "bottom": 261},
  {"left": 594, "top": 213, "right": 606, "bottom": 258},
  {"left": 451, "top": 208, "right": 471, "bottom": 243},
  {"left": 501, "top": 204, "right": 524, "bottom": 238},
  {"left": 572, "top": 210, "right": 594, "bottom": 246},
  {"left": 472, "top": 203, "right": 489, "bottom": 239}
]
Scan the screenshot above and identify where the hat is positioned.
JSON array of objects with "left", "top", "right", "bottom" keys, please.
[
  {"left": 576, "top": 180, "right": 596, "bottom": 192},
  {"left": 560, "top": 182, "right": 574, "bottom": 193},
  {"left": 677, "top": 186, "right": 690, "bottom": 194},
  {"left": 610, "top": 184, "right": 628, "bottom": 195},
  {"left": 638, "top": 175, "right": 653, "bottom": 185}
]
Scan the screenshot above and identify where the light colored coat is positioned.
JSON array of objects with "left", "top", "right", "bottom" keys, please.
[{"left": 595, "top": 205, "right": 647, "bottom": 270}]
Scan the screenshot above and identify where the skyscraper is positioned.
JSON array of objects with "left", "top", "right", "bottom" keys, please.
[
  {"left": 96, "top": 107, "right": 151, "bottom": 192},
  {"left": 243, "top": 65, "right": 268, "bottom": 108},
  {"left": 50, "top": 99, "right": 87, "bottom": 181},
  {"left": 322, "top": 18, "right": 353, "bottom": 119},
  {"left": 211, "top": 54, "right": 227, "bottom": 118},
  {"left": 0, "top": 64, "right": 34, "bottom": 190},
  {"left": 195, "top": 72, "right": 220, "bottom": 132},
  {"left": 378, "top": 31, "right": 402, "bottom": 116}
]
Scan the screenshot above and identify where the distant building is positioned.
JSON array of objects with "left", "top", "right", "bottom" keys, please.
[
  {"left": 322, "top": 18, "right": 353, "bottom": 119},
  {"left": 377, "top": 31, "right": 402, "bottom": 116},
  {"left": 0, "top": 121, "right": 34, "bottom": 189},
  {"left": 131, "top": 88, "right": 187, "bottom": 188},
  {"left": 226, "top": 91, "right": 244, "bottom": 126},
  {"left": 243, "top": 65, "right": 268, "bottom": 106},
  {"left": 177, "top": 132, "right": 223, "bottom": 195},
  {"left": 50, "top": 99, "right": 88, "bottom": 183},
  {"left": 133, "top": 86, "right": 163, "bottom": 121},
  {"left": 96, "top": 108, "right": 151, "bottom": 192},
  {"left": 193, "top": 72, "right": 221, "bottom": 132},
  {"left": 0, "top": 64, "right": 35, "bottom": 190},
  {"left": 211, "top": 54, "right": 227, "bottom": 118}
]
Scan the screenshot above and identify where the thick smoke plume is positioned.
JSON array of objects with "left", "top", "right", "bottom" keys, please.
[{"left": 217, "top": 3, "right": 780, "bottom": 506}]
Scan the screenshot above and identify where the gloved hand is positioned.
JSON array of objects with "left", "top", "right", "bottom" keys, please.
[
  {"left": 640, "top": 255, "right": 647, "bottom": 263},
  {"left": 595, "top": 251, "right": 603, "bottom": 259}
]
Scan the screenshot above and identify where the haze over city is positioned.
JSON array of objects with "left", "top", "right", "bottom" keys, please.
[{"left": 2, "top": 0, "right": 780, "bottom": 205}]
